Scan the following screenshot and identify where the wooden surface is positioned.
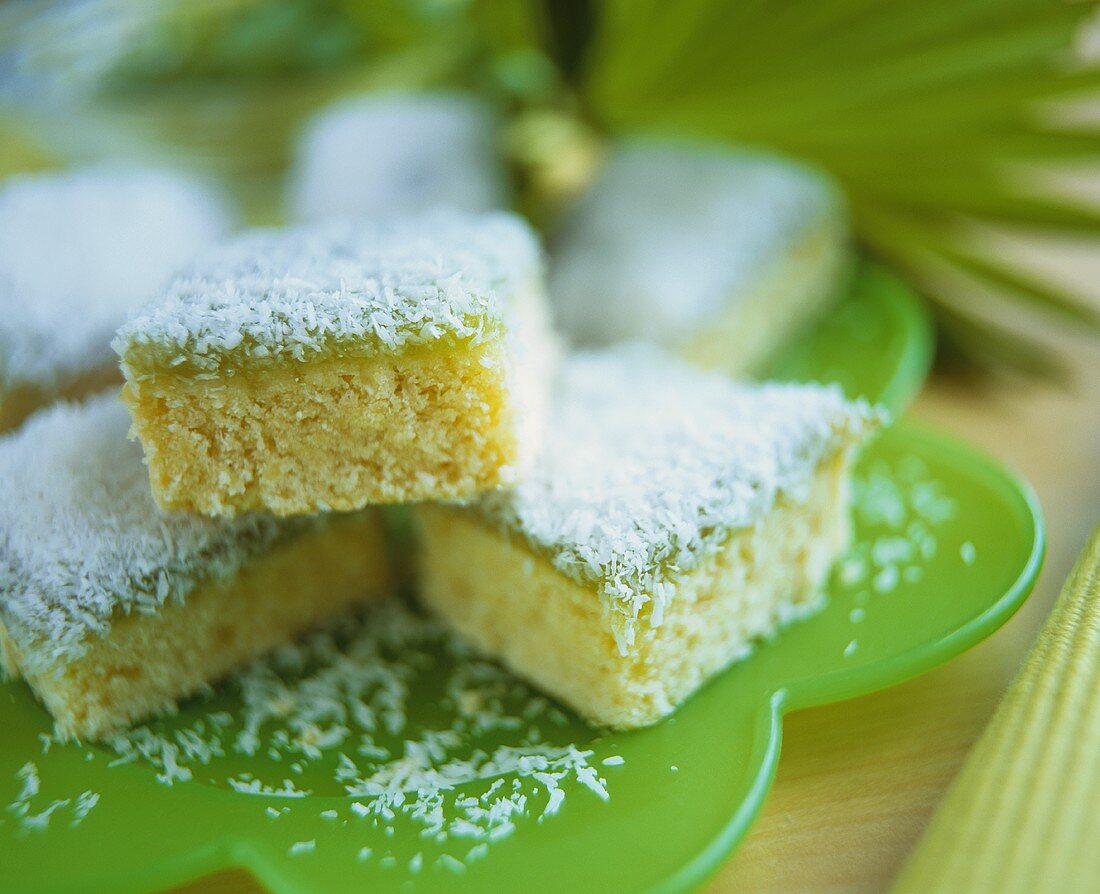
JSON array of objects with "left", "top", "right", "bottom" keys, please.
[{"left": 174, "top": 245, "right": 1100, "bottom": 894}]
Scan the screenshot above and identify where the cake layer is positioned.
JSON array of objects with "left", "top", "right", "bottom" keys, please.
[
  {"left": 1, "top": 511, "right": 391, "bottom": 740},
  {"left": 0, "top": 166, "right": 230, "bottom": 431},
  {"left": 124, "top": 341, "right": 526, "bottom": 516},
  {"left": 288, "top": 91, "right": 507, "bottom": 222},
  {"left": 550, "top": 140, "right": 847, "bottom": 375},
  {"left": 417, "top": 457, "right": 848, "bottom": 729},
  {"left": 114, "top": 211, "right": 552, "bottom": 516}
]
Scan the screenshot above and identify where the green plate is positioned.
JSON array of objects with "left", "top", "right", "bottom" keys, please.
[
  {"left": 0, "top": 266, "right": 1043, "bottom": 894},
  {"left": 763, "top": 259, "right": 934, "bottom": 414}
]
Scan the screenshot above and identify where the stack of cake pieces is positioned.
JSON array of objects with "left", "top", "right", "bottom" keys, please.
[
  {"left": 0, "top": 193, "right": 879, "bottom": 742},
  {"left": 0, "top": 207, "right": 551, "bottom": 740}
]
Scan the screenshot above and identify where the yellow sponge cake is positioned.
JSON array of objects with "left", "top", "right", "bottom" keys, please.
[
  {"left": 0, "top": 395, "right": 392, "bottom": 740},
  {"left": 415, "top": 346, "right": 879, "bottom": 729}
]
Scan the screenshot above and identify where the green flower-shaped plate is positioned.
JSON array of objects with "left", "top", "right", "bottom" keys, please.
[{"left": 0, "top": 263, "right": 1043, "bottom": 894}]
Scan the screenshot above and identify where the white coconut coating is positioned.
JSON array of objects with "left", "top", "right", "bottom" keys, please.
[
  {"left": 0, "top": 166, "right": 231, "bottom": 391},
  {"left": 113, "top": 209, "right": 542, "bottom": 378},
  {"left": 287, "top": 92, "right": 507, "bottom": 222}
]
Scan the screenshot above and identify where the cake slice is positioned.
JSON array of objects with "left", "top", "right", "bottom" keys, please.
[
  {"left": 0, "top": 166, "right": 231, "bottom": 431},
  {"left": 414, "top": 346, "right": 880, "bottom": 730},
  {"left": 114, "top": 210, "right": 554, "bottom": 517},
  {"left": 288, "top": 91, "right": 507, "bottom": 222},
  {"left": 550, "top": 141, "right": 848, "bottom": 376},
  {"left": 0, "top": 394, "right": 393, "bottom": 740}
]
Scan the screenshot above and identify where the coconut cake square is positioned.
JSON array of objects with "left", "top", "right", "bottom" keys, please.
[
  {"left": 0, "top": 394, "right": 393, "bottom": 740},
  {"left": 288, "top": 91, "right": 507, "bottom": 222},
  {"left": 113, "top": 210, "right": 555, "bottom": 517},
  {"left": 414, "top": 346, "right": 880, "bottom": 730},
  {"left": 550, "top": 141, "right": 848, "bottom": 376}
]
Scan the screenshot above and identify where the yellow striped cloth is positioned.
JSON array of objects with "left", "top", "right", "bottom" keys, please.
[{"left": 891, "top": 521, "right": 1100, "bottom": 893}]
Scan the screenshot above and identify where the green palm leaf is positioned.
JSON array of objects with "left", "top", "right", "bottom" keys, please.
[{"left": 580, "top": 0, "right": 1100, "bottom": 377}]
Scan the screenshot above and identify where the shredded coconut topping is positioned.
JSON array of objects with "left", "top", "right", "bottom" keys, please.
[
  {"left": 100, "top": 600, "right": 614, "bottom": 865},
  {"left": 5, "top": 762, "right": 99, "bottom": 832},
  {"left": 0, "top": 166, "right": 231, "bottom": 391},
  {"left": 550, "top": 140, "right": 843, "bottom": 345},
  {"left": 113, "top": 209, "right": 540, "bottom": 378},
  {"left": 472, "top": 346, "right": 880, "bottom": 652},
  {"left": 0, "top": 394, "right": 312, "bottom": 673},
  {"left": 288, "top": 92, "right": 507, "bottom": 223}
]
